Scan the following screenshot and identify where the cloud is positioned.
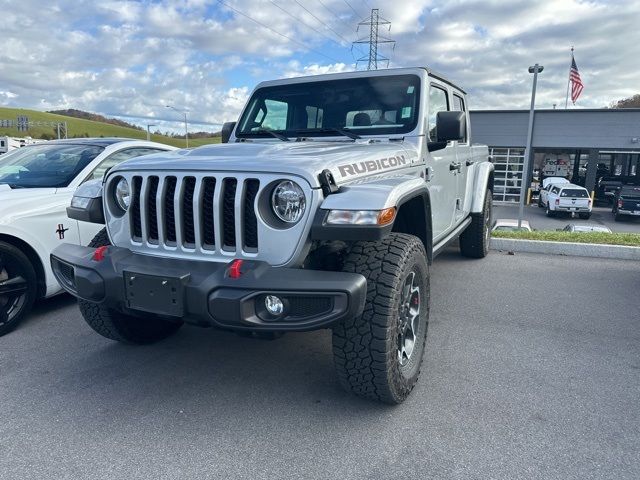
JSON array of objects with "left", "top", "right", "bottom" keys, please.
[{"left": 0, "top": 0, "right": 639, "bottom": 134}]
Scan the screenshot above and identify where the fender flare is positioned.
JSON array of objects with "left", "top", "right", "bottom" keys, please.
[{"left": 470, "top": 162, "right": 495, "bottom": 214}]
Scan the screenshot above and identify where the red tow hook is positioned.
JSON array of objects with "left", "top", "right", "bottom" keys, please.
[
  {"left": 228, "top": 259, "right": 244, "bottom": 279},
  {"left": 92, "top": 246, "right": 109, "bottom": 262}
]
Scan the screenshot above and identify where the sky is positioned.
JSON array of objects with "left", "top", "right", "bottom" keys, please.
[{"left": 1, "top": 0, "right": 639, "bottom": 133}]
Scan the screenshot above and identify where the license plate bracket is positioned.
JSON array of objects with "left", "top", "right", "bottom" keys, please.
[{"left": 124, "top": 271, "right": 187, "bottom": 317}]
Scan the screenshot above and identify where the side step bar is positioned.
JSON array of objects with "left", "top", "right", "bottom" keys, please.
[{"left": 432, "top": 217, "right": 472, "bottom": 258}]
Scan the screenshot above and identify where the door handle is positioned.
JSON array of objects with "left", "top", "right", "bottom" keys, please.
[
  {"left": 449, "top": 162, "right": 461, "bottom": 172},
  {"left": 466, "top": 160, "right": 475, "bottom": 166}
]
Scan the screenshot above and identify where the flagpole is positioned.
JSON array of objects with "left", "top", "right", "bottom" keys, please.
[{"left": 564, "top": 46, "right": 574, "bottom": 109}]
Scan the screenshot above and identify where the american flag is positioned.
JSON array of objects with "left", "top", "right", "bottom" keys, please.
[{"left": 569, "top": 56, "right": 584, "bottom": 104}]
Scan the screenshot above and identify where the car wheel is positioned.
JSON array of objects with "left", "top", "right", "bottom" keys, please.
[
  {"left": 332, "top": 233, "right": 429, "bottom": 404},
  {"left": 77, "top": 228, "right": 183, "bottom": 344},
  {"left": 546, "top": 206, "right": 555, "bottom": 218},
  {"left": 459, "top": 188, "right": 492, "bottom": 258},
  {"left": 0, "top": 241, "right": 38, "bottom": 337},
  {"left": 614, "top": 213, "right": 622, "bottom": 222}
]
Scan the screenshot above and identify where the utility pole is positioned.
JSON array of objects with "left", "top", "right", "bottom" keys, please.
[
  {"left": 146, "top": 124, "right": 156, "bottom": 141},
  {"left": 166, "top": 105, "right": 189, "bottom": 147},
  {"left": 353, "top": 8, "right": 395, "bottom": 70}
]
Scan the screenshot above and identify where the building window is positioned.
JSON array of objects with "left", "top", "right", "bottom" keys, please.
[{"left": 490, "top": 147, "right": 524, "bottom": 203}]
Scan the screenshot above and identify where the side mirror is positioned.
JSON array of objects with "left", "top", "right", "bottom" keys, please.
[
  {"left": 221, "top": 121, "right": 236, "bottom": 144},
  {"left": 436, "top": 111, "right": 466, "bottom": 142}
]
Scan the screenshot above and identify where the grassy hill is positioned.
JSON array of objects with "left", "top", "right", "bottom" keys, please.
[{"left": 0, "top": 107, "right": 220, "bottom": 148}]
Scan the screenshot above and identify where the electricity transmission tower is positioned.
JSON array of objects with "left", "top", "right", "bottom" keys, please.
[{"left": 353, "top": 8, "right": 396, "bottom": 70}]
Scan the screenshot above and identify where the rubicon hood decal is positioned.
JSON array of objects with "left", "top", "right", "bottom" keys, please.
[{"left": 337, "top": 155, "right": 408, "bottom": 177}]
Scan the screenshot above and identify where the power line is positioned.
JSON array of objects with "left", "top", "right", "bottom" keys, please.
[
  {"left": 216, "top": 0, "right": 341, "bottom": 63},
  {"left": 292, "top": 0, "right": 354, "bottom": 47},
  {"left": 268, "top": 0, "right": 346, "bottom": 51},
  {"left": 353, "top": 8, "right": 396, "bottom": 70},
  {"left": 314, "top": 0, "right": 368, "bottom": 58},
  {"left": 343, "top": 0, "right": 363, "bottom": 19}
]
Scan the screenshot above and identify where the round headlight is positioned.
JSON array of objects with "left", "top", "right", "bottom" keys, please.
[
  {"left": 271, "top": 180, "right": 306, "bottom": 224},
  {"left": 114, "top": 177, "right": 131, "bottom": 211}
]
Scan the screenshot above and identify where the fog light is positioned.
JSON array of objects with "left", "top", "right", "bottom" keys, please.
[{"left": 265, "top": 295, "right": 284, "bottom": 316}]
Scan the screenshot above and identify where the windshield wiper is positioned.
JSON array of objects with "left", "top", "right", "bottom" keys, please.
[
  {"left": 253, "top": 129, "right": 290, "bottom": 142},
  {"left": 294, "top": 128, "right": 361, "bottom": 140}
]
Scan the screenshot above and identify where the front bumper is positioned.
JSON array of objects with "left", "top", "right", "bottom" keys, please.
[{"left": 50, "top": 244, "right": 367, "bottom": 332}]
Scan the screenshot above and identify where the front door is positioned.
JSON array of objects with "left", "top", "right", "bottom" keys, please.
[
  {"left": 452, "top": 93, "right": 471, "bottom": 223},
  {"left": 426, "top": 83, "right": 457, "bottom": 242}
]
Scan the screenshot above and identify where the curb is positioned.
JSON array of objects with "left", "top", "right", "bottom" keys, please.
[{"left": 490, "top": 237, "right": 640, "bottom": 260}]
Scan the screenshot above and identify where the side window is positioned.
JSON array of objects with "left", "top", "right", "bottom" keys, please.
[
  {"left": 86, "top": 148, "right": 166, "bottom": 181},
  {"left": 452, "top": 94, "right": 468, "bottom": 143},
  {"left": 428, "top": 85, "right": 449, "bottom": 142}
]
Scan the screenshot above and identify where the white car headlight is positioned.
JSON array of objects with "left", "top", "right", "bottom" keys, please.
[
  {"left": 114, "top": 177, "right": 131, "bottom": 211},
  {"left": 271, "top": 180, "right": 306, "bottom": 223}
]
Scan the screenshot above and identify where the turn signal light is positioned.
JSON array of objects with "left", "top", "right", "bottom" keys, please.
[
  {"left": 377, "top": 207, "right": 397, "bottom": 226},
  {"left": 92, "top": 246, "right": 108, "bottom": 262},
  {"left": 326, "top": 207, "right": 397, "bottom": 226}
]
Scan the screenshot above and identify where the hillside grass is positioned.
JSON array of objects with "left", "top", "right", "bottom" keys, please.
[
  {"left": 0, "top": 107, "right": 220, "bottom": 148},
  {"left": 492, "top": 230, "right": 640, "bottom": 247}
]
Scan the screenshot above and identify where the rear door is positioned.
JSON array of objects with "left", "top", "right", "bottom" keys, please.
[{"left": 426, "top": 82, "right": 458, "bottom": 241}]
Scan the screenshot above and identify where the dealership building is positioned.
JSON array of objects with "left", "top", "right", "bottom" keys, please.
[{"left": 469, "top": 109, "right": 640, "bottom": 204}]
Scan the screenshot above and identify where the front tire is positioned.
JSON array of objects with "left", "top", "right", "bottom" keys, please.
[
  {"left": 460, "top": 188, "right": 492, "bottom": 258},
  {"left": 78, "top": 228, "right": 183, "bottom": 344},
  {"left": 332, "top": 233, "right": 429, "bottom": 404},
  {"left": 0, "top": 241, "right": 37, "bottom": 336}
]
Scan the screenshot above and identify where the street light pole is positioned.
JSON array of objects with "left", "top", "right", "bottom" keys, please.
[
  {"left": 146, "top": 124, "right": 156, "bottom": 141},
  {"left": 518, "top": 64, "right": 544, "bottom": 229},
  {"left": 183, "top": 112, "right": 189, "bottom": 148},
  {"left": 166, "top": 105, "right": 189, "bottom": 148}
]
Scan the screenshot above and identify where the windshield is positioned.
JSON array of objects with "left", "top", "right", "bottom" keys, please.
[
  {"left": 236, "top": 74, "right": 421, "bottom": 139},
  {"left": 0, "top": 144, "right": 104, "bottom": 188}
]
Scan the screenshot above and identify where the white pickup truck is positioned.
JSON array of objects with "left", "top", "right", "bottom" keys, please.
[
  {"left": 52, "top": 68, "right": 494, "bottom": 404},
  {"left": 539, "top": 178, "right": 591, "bottom": 219}
]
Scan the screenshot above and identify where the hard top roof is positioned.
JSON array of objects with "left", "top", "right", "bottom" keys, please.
[{"left": 256, "top": 67, "right": 466, "bottom": 94}]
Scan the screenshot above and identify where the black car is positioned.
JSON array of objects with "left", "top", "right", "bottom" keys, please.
[{"left": 613, "top": 185, "right": 640, "bottom": 221}]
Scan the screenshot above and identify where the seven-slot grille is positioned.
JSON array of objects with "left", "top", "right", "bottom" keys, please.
[{"left": 129, "top": 174, "right": 260, "bottom": 253}]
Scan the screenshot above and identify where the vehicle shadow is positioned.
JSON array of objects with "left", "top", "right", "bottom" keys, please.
[{"left": 56, "top": 320, "right": 399, "bottom": 418}]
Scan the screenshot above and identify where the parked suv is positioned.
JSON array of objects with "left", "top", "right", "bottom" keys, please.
[{"left": 51, "top": 68, "right": 494, "bottom": 404}]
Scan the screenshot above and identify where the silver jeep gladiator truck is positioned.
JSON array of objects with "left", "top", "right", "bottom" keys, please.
[{"left": 52, "top": 68, "right": 494, "bottom": 404}]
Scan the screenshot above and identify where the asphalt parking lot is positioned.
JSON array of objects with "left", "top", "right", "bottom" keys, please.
[
  {"left": 1, "top": 250, "right": 638, "bottom": 480},
  {"left": 493, "top": 203, "right": 640, "bottom": 233}
]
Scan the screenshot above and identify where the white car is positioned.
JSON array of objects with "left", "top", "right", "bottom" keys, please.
[
  {"left": 491, "top": 219, "right": 532, "bottom": 232},
  {"left": 539, "top": 182, "right": 592, "bottom": 219},
  {"left": 560, "top": 224, "right": 612, "bottom": 233},
  {"left": 0, "top": 138, "right": 176, "bottom": 335}
]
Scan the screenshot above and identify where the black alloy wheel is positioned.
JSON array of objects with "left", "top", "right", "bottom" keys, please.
[{"left": 0, "top": 242, "right": 37, "bottom": 336}]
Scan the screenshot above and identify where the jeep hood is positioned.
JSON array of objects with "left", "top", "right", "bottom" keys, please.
[{"left": 112, "top": 141, "right": 420, "bottom": 188}]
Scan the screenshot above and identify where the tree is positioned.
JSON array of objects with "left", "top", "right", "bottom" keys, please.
[{"left": 609, "top": 94, "right": 640, "bottom": 109}]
